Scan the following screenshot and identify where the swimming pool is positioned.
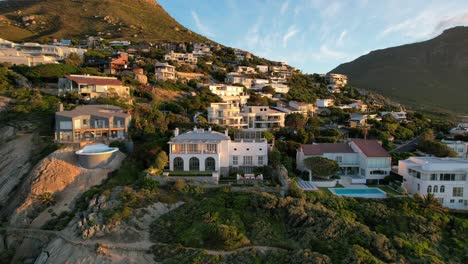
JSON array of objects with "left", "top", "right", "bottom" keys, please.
[
  {"left": 75, "top": 144, "right": 119, "bottom": 169},
  {"left": 329, "top": 188, "right": 386, "bottom": 198}
]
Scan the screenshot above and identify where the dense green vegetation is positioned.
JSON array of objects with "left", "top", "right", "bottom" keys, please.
[{"left": 151, "top": 189, "right": 468, "bottom": 263}]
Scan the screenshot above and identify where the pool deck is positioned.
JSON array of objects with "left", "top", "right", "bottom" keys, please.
[
  {"left": 296, "top": 178, "right": 318, "bottom": 191},
  {"left": 340, "top": 176, "right": 367, "bottom": 189}
]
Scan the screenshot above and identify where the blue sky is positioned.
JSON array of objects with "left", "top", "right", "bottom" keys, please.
[{"left": 159, "top": 0, "right": 468, "bottom": 73}]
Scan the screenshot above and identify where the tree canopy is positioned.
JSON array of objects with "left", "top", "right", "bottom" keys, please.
[{"left": 304, "top": 156, "right": 339, "bottom": 179}]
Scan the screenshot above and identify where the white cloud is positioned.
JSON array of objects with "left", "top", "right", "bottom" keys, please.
[
  {"left": 191, "top": 10, "right": 215, "bottom": 37},
  {"left": 280, "top": 1, "right": 289, "bottom": 15},
  {"left": 282, "top": 25, "right": 300, "bottom": 47},
  {"left": 336, "top": 30, "right": 347, "bottom": 47},
  {"left": 434, "top": 12, "right": 468, "bottom": 32},
  {"left": 319, "top": 44, "right": 348, "bottom": 60},
  {"left": 378, "top": 6, "right": 468, "bottom": 41}
]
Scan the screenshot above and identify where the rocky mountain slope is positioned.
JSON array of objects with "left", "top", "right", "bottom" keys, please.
[
  {"left": 0, "top": 0, "right": 209, "bottom": 43},
  {"left": 331, "top": 26, "right": 468, "bottom": 114}
]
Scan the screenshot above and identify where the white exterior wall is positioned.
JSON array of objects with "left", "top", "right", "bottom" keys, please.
[
  {"left": 208, "top": 85, "right": 244, "bottom": 96},
  {"left": 169, "top": 130, "right": 268, "bottom": 175},
  {"left": 169, "top": 140, "right": 229, "bottom": 172},
  {"left": 316, "top": 99, "right": 334, "bottom": 108},
  {"left": 296, "top": 151, "right": 358, "bottom": 171},
  {"left": 442, "top": 140, "right": 468, "bottom": 159},
  {"left": 229, "top": 140, "right": 268, "bottom": 167},
  {"left": 349, "top": 142, "right": 391, "bottom": 180},
  {"left": 399, "top": 158, "right": 468, "bottom": 210}
]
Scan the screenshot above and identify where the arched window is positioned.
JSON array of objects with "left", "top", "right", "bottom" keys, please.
[
  {"left": 173, "top": 157, "right": 184, "bottom": 171},
  {"left": 433, "top": 185, "right": 438, "bottom": 193},
  {"left": 427, "top": 185, "right": 432, "bottom": 193},
  {"left": 440, "top": 185, "right": 445, "bottom": 193},
  {"left": 205, "top": 157, "right": 216, "bottom": 171},
  {"left": 189, "top": 157, "right": 200, "bottom": 171}
]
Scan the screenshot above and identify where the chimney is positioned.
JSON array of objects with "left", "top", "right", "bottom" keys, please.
[
  {"left": 58, "top": 103, "right": 63, "bottom": 112},
  {"left": 174, "top": 128, "right": 179, "bottom": 137}
]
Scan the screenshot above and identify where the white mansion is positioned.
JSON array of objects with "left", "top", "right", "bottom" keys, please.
[
  {"left": 168, "top": 128, "right": 268, "bottom": 176},
  {"left": 399, "top": 157, "right": 468, "bottom": 210}
]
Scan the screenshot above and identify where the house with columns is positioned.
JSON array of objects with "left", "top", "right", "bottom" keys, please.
[{"left": 168, "top": 127, "right": 268, "bottom": 177}]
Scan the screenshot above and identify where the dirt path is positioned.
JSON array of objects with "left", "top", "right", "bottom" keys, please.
[{"left": 1, "top": 227, "right": 288, "bottom": 256}]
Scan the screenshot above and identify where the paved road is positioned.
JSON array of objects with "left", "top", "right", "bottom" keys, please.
[{"left": 391, "top": 136, "right": 421, "bottom": 153}]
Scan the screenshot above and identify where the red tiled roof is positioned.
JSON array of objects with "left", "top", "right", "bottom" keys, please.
[
  {"left": 65, "top": 75, "right": 122, "bottom": 86},
  {"left": 352, "top": 140, "right": 390, "bottom": 157},
  {"left": 301, "top": 143, "right": 354, "bottom": 155}
]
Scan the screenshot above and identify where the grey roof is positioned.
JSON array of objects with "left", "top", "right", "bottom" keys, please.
[
  {"left": 171, "top": 129, "right": 230, "bottom": 142},
  {"left": 56, "top": 105, "right": 130, "bottom": 119}
]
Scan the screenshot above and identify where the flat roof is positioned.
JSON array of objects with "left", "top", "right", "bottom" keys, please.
[
  {"left": 65, "top": 75, "right": 122, "bottom": 86},
  {"left": 56, "top": 104, "right": 130, "bottom": 119}
]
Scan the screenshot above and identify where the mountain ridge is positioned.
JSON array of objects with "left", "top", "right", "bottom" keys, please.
[
  {"left": 0, "top": 0, "right": 210, "bottom": 43},
  {"left": 331, "top": 26, "right": 468, "bottom": 114}
]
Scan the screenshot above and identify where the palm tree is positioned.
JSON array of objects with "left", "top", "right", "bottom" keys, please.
[
  {"left": 419, "top": 193, "right": 447, "bottom": 214},
  {"left": 36, "top": 192, "right": 57, "bottom": 207}
]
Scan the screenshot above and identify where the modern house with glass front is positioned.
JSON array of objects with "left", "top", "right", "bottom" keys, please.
[
  {"left": 168, "top": 127, "right": 268, "bottom": 176},
  {"left": 296, "top": 140, "right": 391, "bottom": 183},
  {"left": 399, "top": 157, "right": 468, "bottom": 210},
  {"left": 55, "top": 104, "right": 131, "bottom": 144}
]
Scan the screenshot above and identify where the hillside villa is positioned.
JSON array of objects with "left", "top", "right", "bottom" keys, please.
[
  {"left": 441, "top": 140, "right": 468, "bottom": 159},
  {"left": 399, "top": 157, "right": 467, "bottom": 210},
  {"left": 242, "top": 106, "right": 285, "bottom": 131},
  {"left": 207, "top": 104, "right": 286, "bottom": 131},
  {"left": 164, "top": 50, "right": 198, "bottom": 64},
  {"left": 381, "top": 111, "right": 407, "bottom": 122},
  {"left": 208, "top": 102, "right": 247, "bottom": 129},
  {"left": 168, "top": 127, "right": 268, "bottom": 177},
  {"left": 155, "top": 62, "right": 176, "bottom": 81},
  {"left": 316, "top": 99, "right": 334, "bottom": 108},
  {"left": 58, "top": 74, "right": 130, "bottom": 100},
  {"left": 324, "top": 73, "right": 348, "bottom": 87},
  {"left": 55, "top": 104, "right": 131, "bottom": 144},
  {"left": 297, "top": 140, "right": 392, "bottom": 184},
  {"left": 449, "top": 123, "right": 468, "bottom": 136}
]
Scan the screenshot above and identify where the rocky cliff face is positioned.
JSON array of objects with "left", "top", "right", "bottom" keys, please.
[
  {"left": 0, "top": 126, "right": 35, "bottom": 218},
  {"left": 10, "top": 148, "right": 126, "bottom": 228}
]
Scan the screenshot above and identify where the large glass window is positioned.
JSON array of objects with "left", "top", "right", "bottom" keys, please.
[
  {"left": 173, "top": 144, "right": 186, "bottom": 154},
  {"left": 189, "top": 157, "right": 200, "bottom": 171},
  {"left": 206, "top": 144, "right": 217, "bottom": 154},
  {"left": 408, "top": 169, "right": 421, "bottom": 179},
  {"left": 243, "top": 156, "right": 253, "bottom": 166},
  {"left": 258, "top": 156, "right": 264, "bottom": 166},
  {"left": 205, "top": 157, "right": 216, "bottom": 171},
  {"left": 335, "top": 156, "right": 343, "bottom": 164},
  {"left": 173, "top": 157, "right": 184, "bottom": 171},
  {"left": 453, "top": 187, "right": 464, "bottom": 197},
  {"left": 187, "top": 144, "right": 199, "bottom": 153}
]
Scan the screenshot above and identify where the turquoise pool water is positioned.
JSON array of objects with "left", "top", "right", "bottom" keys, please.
[{"left": 329, "top": 188, "right": 386, "bottom": 198}]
